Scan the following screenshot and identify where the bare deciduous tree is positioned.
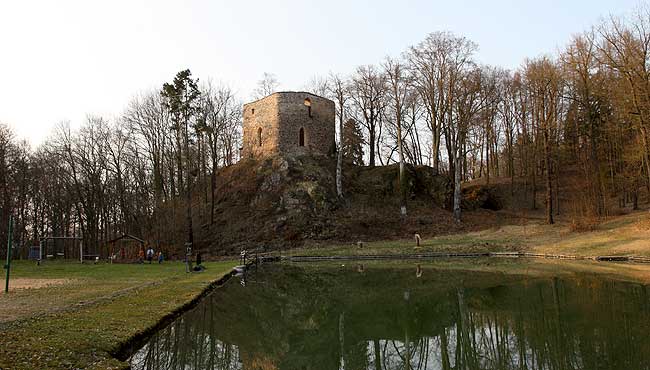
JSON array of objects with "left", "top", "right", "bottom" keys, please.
[{"left": 253, "top": 72, "right": 280, "bottom": 99}]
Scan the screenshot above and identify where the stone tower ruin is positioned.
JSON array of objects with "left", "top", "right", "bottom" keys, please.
[{"left": 241, "top": 92, "right": 336, "bottom": 159}]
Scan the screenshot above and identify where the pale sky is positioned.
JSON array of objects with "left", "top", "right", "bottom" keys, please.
[{"left": 0, "top": 0, "right": 641, "bottom": 146}]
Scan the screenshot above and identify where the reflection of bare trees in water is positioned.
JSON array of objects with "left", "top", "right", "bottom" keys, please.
[
  {"left": 130, "top": 267, "right": 650, "bottom": 370},
  {"left": 130, "top": 302, "right": 241, "bottom": 370},
  {"left": 358, "top": 282, "right": 650, "bottom": 370}
]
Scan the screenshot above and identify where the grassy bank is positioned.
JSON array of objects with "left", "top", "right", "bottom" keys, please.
[
  {"left": 0, "top": 260, "right": 237, "bottom": 369},
  {"left": 292, "top": 210, "right": 650, "bottom": 259}
]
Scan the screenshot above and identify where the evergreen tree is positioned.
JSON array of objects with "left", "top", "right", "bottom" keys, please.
[
  {"left": 161, "top": 69, "right": 201, "bottom": 250},
  {"left": 342, "top": 118, "right": 364, "bottom": 165}
]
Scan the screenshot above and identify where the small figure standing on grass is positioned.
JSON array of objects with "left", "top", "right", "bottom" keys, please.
[
  {"left": 240, "top": 250, "right": 247, "bottom": 265},
  {"left": 146, "top": 246, "right": 154, "bottom": 264},
  {"left": 157, "top": 251, "right": 164, "bottom": 264},
  {"left": 138, "top": 248, "right": 145, "bottom": 264},
  {"left": 193, "top": 252, "right": 205, "bottom": 272}
]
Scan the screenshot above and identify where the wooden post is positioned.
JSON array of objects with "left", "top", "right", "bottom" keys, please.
[{"left": 5, "top": 216, "right": 14, "bottom": 293}]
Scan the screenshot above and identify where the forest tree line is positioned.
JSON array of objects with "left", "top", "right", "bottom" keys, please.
[
  {"left": 0, "top": 74, "right": 242, "bottom": 257},
  {"left": 1, "top": 7, "right": 650, "bottom": 256}
]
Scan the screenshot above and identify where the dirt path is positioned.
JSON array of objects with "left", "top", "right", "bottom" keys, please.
[{"left": 7, "top": 278, "right": 72, "bottom": 290}]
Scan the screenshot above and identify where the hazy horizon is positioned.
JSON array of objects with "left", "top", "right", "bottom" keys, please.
[{"left": 0, "top": 0, "right": 641, "bottom": 146}]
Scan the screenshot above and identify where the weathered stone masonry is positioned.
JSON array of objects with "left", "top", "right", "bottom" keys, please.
[{"left": 241, "top": 92, "right": 336, "bottom": 159}]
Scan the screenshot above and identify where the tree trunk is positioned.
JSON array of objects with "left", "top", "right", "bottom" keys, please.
[
  {"left": 485, "top": 134, "right": 490, "bottom": 185},
  {"left": 210, "top": 161, "right": 216, "bottom": 225},
  {"left": 531, "top": 152, "right": 537, "bottom": 210},
  {"left": 397, "top": 110, "right": 407, "bottom": 217},
  {"left": 543, "top": 127, "right": 554, "bottom": 224},
  {"left": 639, "top": 125, "right": 650, "bottom": 188},
  {"left": 589, "top": 121, "right": 604, "bottom": 216},
  {"left": 336, "top": 114, "right": 343, "bottom": 198},
  {"left": 453, "top": 148, "right": 462, "bottom": 223},
  {"left": 432, "top": 127, "right": 440, "bottom": 174},
  {"left": 184, "top": 120, "right": 194, "bottom": 248},
  {"left": 369, "top": 126, "right": 376, "bottom": 167}
]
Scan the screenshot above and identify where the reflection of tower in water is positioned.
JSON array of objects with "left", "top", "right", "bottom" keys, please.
[{"left": 129, "top": 266, "right": 650, "bottom": 370}]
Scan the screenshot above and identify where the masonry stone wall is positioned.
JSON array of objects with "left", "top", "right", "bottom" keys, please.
[
  {"left": 241, "top": 92, "right": 335, "bottom": 159},
  {"left": 241, "top": 94, "right": 280, "bottom": 158}
]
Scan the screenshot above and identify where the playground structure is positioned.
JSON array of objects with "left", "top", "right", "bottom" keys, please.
[
  {"left": 28, "top": 234, "right": 148, "bottom": 263},
  {"left": 38, "top": 236, "right": 90, "bottom": 263},
  {"left": 106, "top": 234, "right": 146, "bottom": 263}
]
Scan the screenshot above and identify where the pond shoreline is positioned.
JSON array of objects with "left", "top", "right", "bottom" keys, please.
[
  {"left": 128, "top": 260, "right": 650, "bottom": 370},
  {"left": 112, "top": 268, "right": 238, "bottom": 363},
  {"left": 285, "top": 251, "right": 650, "bottom": 264},
  {"left": 115, "top": 258, "right": 267, "bottom": 366},
  {"left": 0, "top": 261, "right": 239, "bottom": 370},
  {"left": 119, "top": 250, "right": 650, "bottom": 365}
]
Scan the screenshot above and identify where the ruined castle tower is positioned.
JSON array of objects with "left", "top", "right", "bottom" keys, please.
[{"left": 241, "top": 92, "right": 336, "bottom": 159}]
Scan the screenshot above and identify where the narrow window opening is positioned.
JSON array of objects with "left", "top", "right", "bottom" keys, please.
[
  {"left": 299, "top": 128, "right": 305, "bottom": 147},
  {"left": 257, "top": 127, "right": 262, "bottom": 147},
  {"left": 251, "top": 108, "right": 255, "bottom": 114},
  {"left": 304, "top": 98, "right": 312, "bottom": 118}
]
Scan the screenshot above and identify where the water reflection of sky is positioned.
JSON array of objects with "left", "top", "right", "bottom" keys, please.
[{"left": 130, "top": 263, "right": 650, "bottom": 370}]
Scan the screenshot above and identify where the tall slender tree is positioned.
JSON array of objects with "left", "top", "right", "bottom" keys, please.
[{"left": 162, "top": 69, "right": 201, "bottom": 250}]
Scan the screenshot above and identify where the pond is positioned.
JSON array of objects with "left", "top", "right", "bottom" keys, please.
[{"left": 130, "top": 262, "right": 650, "bottom": 370}]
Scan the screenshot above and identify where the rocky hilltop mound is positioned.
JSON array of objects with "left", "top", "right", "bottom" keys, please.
[{"left": 195, "top": 155, "right": 502, "bottom": 255}]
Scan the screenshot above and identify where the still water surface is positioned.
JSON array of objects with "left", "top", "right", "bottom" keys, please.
[{"left": 130, "top": 262, "right": 650, "bottom": 370}]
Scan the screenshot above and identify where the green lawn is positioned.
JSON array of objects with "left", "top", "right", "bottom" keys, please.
[{"left": 0, "top": 260, "right": 237, "bottom": 369}]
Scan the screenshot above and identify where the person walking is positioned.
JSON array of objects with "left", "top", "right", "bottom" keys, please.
[
  {"left": 146, "top": 246, "right": 154, "bottom": 264},
  {"left": 157, "top": 251, "right": 164, "bottom": 264},
  {"left": 138, "top": 248, "right": 145, "bottom": 264}
]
